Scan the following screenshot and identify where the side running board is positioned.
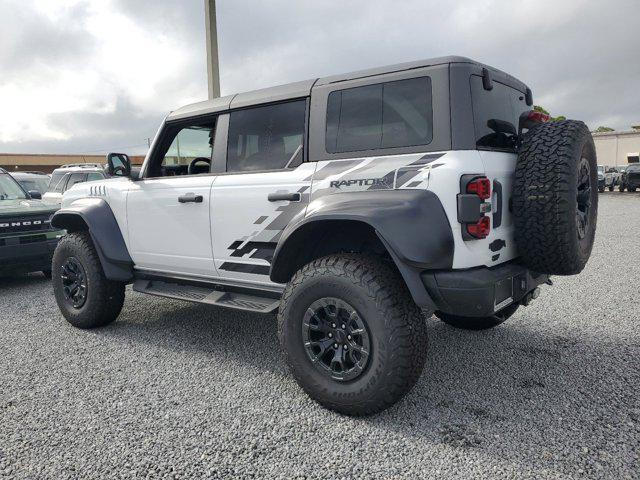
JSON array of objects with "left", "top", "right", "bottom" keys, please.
[{"left": 133, "top": 278, "right": 281, "bottom": 313}]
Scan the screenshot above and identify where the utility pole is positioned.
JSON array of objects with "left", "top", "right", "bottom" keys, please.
[{"left": 205, "top": 0, "right": 221, "bottom": 99}]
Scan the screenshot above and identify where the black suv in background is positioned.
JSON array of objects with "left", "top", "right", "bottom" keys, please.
[
  {"left": 0, "top": 168, "right": 64, "bottom": 277},
  {"left": 619, "top": 164, "right": 640, "bottom": 192}
]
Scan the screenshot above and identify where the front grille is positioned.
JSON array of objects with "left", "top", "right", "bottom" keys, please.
[{"left": 0, "top": 215, "right": 53, "bottom": 235}]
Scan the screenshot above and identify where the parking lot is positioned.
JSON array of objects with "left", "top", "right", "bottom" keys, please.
[{"left": 0, "top": 193, "right": 637, "bottom": 479}]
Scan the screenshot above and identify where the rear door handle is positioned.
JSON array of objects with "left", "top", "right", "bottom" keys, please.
[
  {"left": 268, "top": 192, "right": 301, "bottom": 202},
  {"left": 178, "top": 193, "right": 203, "bottom": 203}
]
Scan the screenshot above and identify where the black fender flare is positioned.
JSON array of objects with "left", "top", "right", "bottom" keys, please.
[
  {"left": 270, "top": 190, "right": 454, "bottom": 308},
  {"left": 51, "top": 198, "right": 133, "bottom": 282}
]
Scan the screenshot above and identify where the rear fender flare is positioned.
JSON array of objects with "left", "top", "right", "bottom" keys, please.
[{"left": 270, "top": 190, "right": 454, "bottom": 308}]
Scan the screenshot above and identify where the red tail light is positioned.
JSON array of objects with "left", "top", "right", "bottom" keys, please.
[
  {"left": 466, "top": 177, "right": 491, "bottom": 200},
  {"left": 467, "top": 216, "right": 491, "bottom": 239},
  {"left": 527, "top": 110, "right": 551, "bottom": 123}
]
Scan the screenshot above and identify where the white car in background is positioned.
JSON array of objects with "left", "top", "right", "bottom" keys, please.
[{"left": 42, "top": 164, "right": 109, "bottom": 205}]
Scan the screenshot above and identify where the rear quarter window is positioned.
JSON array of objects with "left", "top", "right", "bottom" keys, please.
[
  {"left": 470, "top": 76, "right": 528, "bottom": 152},
  {"left": 325, "top": 76, "right": 433, "bottom": 154}
]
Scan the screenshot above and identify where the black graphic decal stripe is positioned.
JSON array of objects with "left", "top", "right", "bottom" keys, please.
[
  {"left": 219, "top": 262, "right": 270, "bottom": 275},
  {"left": 228, "top": 241, "right": 277, "bottom": 262},
  {"left": 410, "top": 153, "right": 445, "bottom": 165}
]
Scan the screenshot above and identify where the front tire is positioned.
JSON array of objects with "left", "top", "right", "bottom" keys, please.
[
  {"left": 436, "top": 303, "right": 519, "bottom": 330},
  {"left": 278, "top": 254, "right": 429, "bottom": 416},
  {"left": 52, "top": 232, "right": 125, "bottom": 329}
]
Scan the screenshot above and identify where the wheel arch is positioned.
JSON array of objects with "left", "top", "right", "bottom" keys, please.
[
  {"left": 270, "top": 190, "right": 454, "bottom": 309},
  {"left": 51, "top": 198, "right": 133, "bottom": 282}
]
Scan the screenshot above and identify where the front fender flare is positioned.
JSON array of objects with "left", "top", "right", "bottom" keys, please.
[{"left": 51, "top": 198, "right": 133, "bottom": 281}]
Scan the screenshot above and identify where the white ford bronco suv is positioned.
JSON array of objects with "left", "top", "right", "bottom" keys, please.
[{"left": 51, "top": 56, "right": 597, "bottom": 415}]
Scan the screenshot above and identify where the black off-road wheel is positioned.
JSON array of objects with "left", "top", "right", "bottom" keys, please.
[
  {"left": 278, "top": 254, "right": 429, "bottom": 416},
  {"left": 608, "top": 185, "right": 614, "bottom": 192},
  {"left": 435, "top": 303, "right": 519, "bottom": 331},
  {"left": 52, "top": 232, "right": 125, "bottom": 329},
  {"left": 513, "top": 120, "right": 598, "bottom": 275},
  {"left": 619, "top": 184, "right": 625, "bottom": 192}
]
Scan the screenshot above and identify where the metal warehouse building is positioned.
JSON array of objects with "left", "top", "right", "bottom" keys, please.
[
  {"left": 0, "top": 153, "right": 145, "bottom": 173},
  {"left": 592, "top": 129, "right": 640, "bottom": 167}
]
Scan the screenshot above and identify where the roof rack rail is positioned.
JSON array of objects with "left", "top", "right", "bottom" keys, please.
[{"left": 58, "top": 163, "right": 105, "bottom": 169}]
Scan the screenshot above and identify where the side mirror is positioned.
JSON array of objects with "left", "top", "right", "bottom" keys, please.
[
  {"left": 106, "top": 152, "right": 132, "bottom": 177},
  {"left": 28, "top": 190, "right": 42, "bottom": 200}
]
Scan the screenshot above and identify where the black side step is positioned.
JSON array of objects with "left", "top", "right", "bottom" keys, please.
[{"left": 133, "top": 279, "right": 281, "bottom": 313}]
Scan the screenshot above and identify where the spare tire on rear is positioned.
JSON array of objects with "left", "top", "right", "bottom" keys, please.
[{"left": 513, "top": 120, "right": 597, "bottom": 275}]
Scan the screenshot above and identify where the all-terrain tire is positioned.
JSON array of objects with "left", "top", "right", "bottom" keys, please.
[
  {"left": 436, "top": 303, "right": 519, "bottom": 330},
  {"left": 608, "top": 185, "right": 614, "bottom": 192},
  {"left": 513, "top": 120, "right": 597, "bottom": 275},
  {"left": 278, "top": 254, "right": 429, "bottom": 416},
  {"left": 52, "top": 232, "right": 125, "bottom": 329},
  {"left": 619, "top": 184, "right": 625, "bottom": 192}
]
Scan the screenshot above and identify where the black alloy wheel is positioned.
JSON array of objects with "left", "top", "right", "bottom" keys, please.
[
  {"left": 302, "top": 297, "right": 371, "bottom": 382},
  {"left": 576, "top": 157, "right": 592, "bottom": 240},
  {"left": 60, "top": 256, "right": 88, "bottom": 309}
]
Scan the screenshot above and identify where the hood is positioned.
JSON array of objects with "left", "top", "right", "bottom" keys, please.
[{"left": 0, "top": 198, "right": 59, "bottom": 217}]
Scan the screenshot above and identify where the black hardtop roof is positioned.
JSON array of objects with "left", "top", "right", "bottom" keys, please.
[{"left": 167, "top": 56, "right": 527, "bottom": 121}]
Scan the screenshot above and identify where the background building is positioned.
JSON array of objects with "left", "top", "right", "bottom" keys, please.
[
  {"left": 0, "top": 153, "right": 145, "bottom": 174},
  {"left": 592, "top": 128, "right": 640, "bottom": 167}
]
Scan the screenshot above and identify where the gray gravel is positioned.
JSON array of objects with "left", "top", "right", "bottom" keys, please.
[{"left": 1, "top": 192, "right": 639, "bottom": 479}]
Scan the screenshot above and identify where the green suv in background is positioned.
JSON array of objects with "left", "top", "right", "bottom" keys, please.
[{"left": 0, "top": 167, "right": 63, "bottom": 277}]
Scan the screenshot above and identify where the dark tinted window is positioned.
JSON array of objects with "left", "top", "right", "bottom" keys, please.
[
  {"left": 326, "top": 77, "right": 433, "bottom": 154},
  {"left": 227, "top": 100, "right": 306, "bottom": 172},
  {"left": 470, "top": 76, "right": 528, "bottom": 151}
]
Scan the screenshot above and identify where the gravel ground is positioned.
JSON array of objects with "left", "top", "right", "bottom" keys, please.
[{"left": 1, "top": 193, "right": 639, "bottom": 479}]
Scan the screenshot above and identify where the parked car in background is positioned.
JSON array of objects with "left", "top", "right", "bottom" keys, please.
[
  {"left": 597, "top": 165, "right": 606, "bottom": 192},
  {"left": 617, "top": 166, "right": 628, "bottom": 191},
  {"left": 10, "top": 171, "right": 51, "bottom": 196},
  {"left": 0, "top": 167, "right": 64, "bottom": 277},
  {"left": 43, "top": 164, "right": 109, "bottom": 205},
  {"left": 604, "top": 167, "right": 619, "bottom": 191},
  {"left": 619, "top": 163, "right": 640, "bottom": 192}
]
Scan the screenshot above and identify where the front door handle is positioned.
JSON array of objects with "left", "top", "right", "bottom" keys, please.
[
  {"left": 178, "top": 193, "right": 203, "bottom": 203},
  {"left": 268, "top": 192, "right": 301, "bottom": 202}
]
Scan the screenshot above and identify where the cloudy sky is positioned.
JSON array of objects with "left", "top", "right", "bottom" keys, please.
[{"left": 1, "top": 0, "right": 638, "bottom": 155}]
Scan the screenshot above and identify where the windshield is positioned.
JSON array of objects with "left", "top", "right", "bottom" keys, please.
[
  {"left": 597, "top": 166, "right": 605, "bottom": 174},
  {"left": 0, "top": 174, "right": 28, "bottom": 200},
  {"left": 17, "top": 177, "right": 50, "bottom": 193}
]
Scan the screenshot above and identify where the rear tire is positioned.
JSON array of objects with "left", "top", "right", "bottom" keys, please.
[
  {"left": 608, "top": 185, "right": 614, "bottom": 192},
  {"left": 619, "top": 184, "right": 625, "bottom": 192},
  {"left": 436, "top": 303, "right": 519, "bottom": 330},
  {"left": 513, "top": 120, "right": 598, "bottom": 275},
  {"left": 278, "top": 254, "right": 429, "bottom": 416},
  {"left": 52, "top": 232, "right": 125, "bottom": 329}
]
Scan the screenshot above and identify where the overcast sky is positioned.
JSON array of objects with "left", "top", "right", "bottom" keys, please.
[{"left": 1, "top": 0, "right": 638, "bottom": 155}]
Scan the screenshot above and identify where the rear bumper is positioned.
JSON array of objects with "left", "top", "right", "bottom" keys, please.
[
  {"left": 421, "top": 262, "right": 549, "bottom": 317},
  {"left": 0, "top": 236, "right": 60, "bottom": 274}
]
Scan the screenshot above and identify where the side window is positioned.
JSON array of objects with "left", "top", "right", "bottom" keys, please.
[
  {"left": 326, "top": 77, "right": 433, "bottom": 154},
  {"left": 87, "top": 172, "right": 104, "bottom": 182},
  {"left": 48, "top": 172, "right": 66, "bottom": 192},
  {"left": 65, "top": 173, "right": 86, "bottom": 190},
  {"left": 161, "top": 123, "right": 215, "bottom": 176},
  {"left": 226, "top": 100, "right": 306, "bottom": 173}
]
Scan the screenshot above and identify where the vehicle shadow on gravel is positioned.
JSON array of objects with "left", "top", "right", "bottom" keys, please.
[{"left": 95, "top": 293, "right": 637, "bottom": 475}]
